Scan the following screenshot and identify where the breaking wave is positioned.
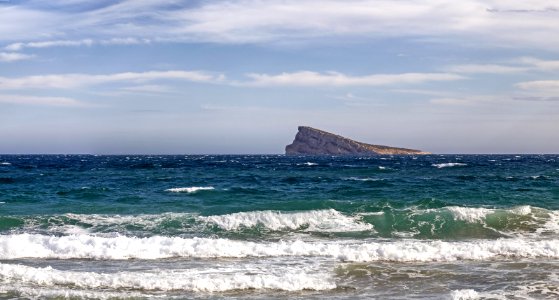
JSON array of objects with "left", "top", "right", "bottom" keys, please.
[
  {"left": 1, "top": 234, "right": 558, "bottom": 262},
  {"left": 0, "top": 263, "right": 335, "bottom": 292},
  {"left": 200, "top": 209, "right": 374, "bottom": 232},
  {"left": 2, "top": 206, "right": 558, "bottom": 239}
]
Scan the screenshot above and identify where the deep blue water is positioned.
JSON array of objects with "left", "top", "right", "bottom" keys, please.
[{"left": 0, "top": 155, "right": 558, "bottom": 299}]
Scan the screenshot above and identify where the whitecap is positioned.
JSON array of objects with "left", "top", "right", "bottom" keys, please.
[
  {"left": 450, "top": 289, "right": 479, "bottom": 300},
  {"left": 0, "top": 162, "right": 11, "bottom": 166},
  {"left": 0, "top": 263, "right": 335, "bottom": 292},
  {"left": 165, "top": 186, "right": 214, "bottom": 193},
  {"left": 431, "top": 163, "right": 467, "bottom": 168},
  {"left": 1, "top": 234, "right": 559, "bottom": 262},
  {"left": 0, "top": 285, "right": 145, "bottom": 299},
  {"left": 200, "top": 209, "right": 373, "bottom": 232},
  {"left": 446, "top": 206, "right": 493, "bottom": 223}
]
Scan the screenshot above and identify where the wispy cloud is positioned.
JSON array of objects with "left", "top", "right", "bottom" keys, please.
[
  {"left": 0, "top": 94, "right": 87, "bottom": 107},
  {"left": 5, "top": 39, "right": 94, "bottom": 51},
  {"left": 443, "top": 57, "right": 559, "bottom": 75},
  {"left": 0, "top": 71, "right": 225, "bottom": 90},
  {"left": 516, "top": 80, "right": 559, "bottom": 93},
  {"left": 5, "top": 38, "right": 150, "bottom": 51},
  {"left": 444, "top": 64, "right": 527, "bottom": 74},
  {"left": 0, "top": 52, "right": 34, "bottom": 62},
  {"left": 119, "top": 85, "right": 171, "bottom": 94},
  {"left": 2, "top": 1, "right": 559, "bottom": 51},
  {"left": 430, "top": 92, "right": 559, "bottom": 106},
  {"left": 430, "top": 98, "right": 477, "bottom": 106},
  {"left": 518, "top": 57, "right": 559, "bottom": 71},
  {"left": 243, "top": 71, "right": 464, "bottom": 87}
]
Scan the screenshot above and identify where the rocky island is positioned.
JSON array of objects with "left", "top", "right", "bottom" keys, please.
[{"left": 285, "top": 126, "right": 430, "bottom": 155}]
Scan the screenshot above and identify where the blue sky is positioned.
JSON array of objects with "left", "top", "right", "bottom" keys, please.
[{"left": 1, "top": 0, "right": 558, "bottom": 154}]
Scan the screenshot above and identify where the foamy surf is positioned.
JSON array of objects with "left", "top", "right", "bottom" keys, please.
[
  {"left": 450, "top": 289, "right": 479, "bottom": 299},
  {"left": 165, "top": 186, "right": 215, "bottom": 193},
  {"left": 200, "top": 209, "right": 374, "bottom": 232},
  {"left": 5, "top": 206, "right": 558, "bottom": 238},
  {"left": 0, "top": 263, "right": 335, "bottom": 292},
  {"left": 0, "top": 285, "right": 145, "bottom": 300},
  {"left": 1, "top": 234, "right": 558, "bottom": 262},
  {"left": 7, "top": 209, "right": 373, "bottom": 236}
]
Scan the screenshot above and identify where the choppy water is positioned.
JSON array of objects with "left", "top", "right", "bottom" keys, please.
[{"left": 0, "top": 154, "right": 558, "bottom": 299}]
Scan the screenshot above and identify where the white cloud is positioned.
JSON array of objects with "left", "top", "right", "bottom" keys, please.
[
  {"left": 0, "top": 52, "right": 34, "bottom": 62},
  {"left": 516, "top": 80, "right": 559, "bottom": 93},
  {"left": 0, "top": 94, "right": 86, "bottom": 107},
  {"left": 5, "top": 39, "right": 94, "bottom": 51},
  {"left": 443, "top": 57, "right": 559, "bottom": 75},
  {"left": 444, "top": 64, "right": 527, "bottom": 74},
  {"left": 518, "top": 57, "right": 559, "bottom": 71},
  {"left": 0, "top": 70, "right": 225, "bottom": 90},
  {"left": 119, "top": 85, "right": 171, "bottom": 93},
  {"left": 243, "top": 71, "right": 464, "bottom": 87},
  {"left": 2, "top": 1, "right": 559, "bottom": 51},
  {"left": 5, "top": 38, "right": 150, "bottom": 51}
]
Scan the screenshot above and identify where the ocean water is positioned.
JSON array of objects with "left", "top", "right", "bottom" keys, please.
[{"left": 0, "top": 154, "right": 558, "bottom": 299}]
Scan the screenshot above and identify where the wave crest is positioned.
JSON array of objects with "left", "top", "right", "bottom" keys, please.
[
  {"left": 200, "top": 209, "right": 374, "bottom": 232},
  {"left": 0, "top": 263, "right": 335, "bottom": 292},
  {"left": 1, "top": 234, "right": 558, "bottom": 262}
]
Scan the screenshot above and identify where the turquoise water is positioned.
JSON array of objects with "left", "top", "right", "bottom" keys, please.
[{"left": 0, "top": 155, "right": 558, "bottom": 299}]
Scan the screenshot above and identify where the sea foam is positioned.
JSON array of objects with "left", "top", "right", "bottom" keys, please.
[
  {"left": 0, "top": 263, "right": 335, "bottom": 292},
  {"left": 200, "top": 209, "right": 374, "bottom": 232},
  {"left": 1, "top": 234, "right": 558, "bottom": 262},
  {"left": 450, "top": 289, "right": 479, "bottom": 300}
]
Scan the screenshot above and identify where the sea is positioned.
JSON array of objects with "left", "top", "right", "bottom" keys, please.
[{"left": 0, "top": 154, "right": 558, "bottom": 299}]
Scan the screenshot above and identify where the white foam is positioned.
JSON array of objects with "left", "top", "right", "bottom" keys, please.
[
  {"left": 537, "top": 209, "right": 559, "bottom": 235},
  {"left": 511, "top": 205, "right": 532, "bottom": 215},
  {"left": 446, "top": 206, "right": 493, "bottom": 223},
  {"left": 0, "top": 162, "right": 10, "bottom": 166},
  {"left": 0, "top": 263, "right": 335, "bottom": 292},
  {"left": 450, "top": 289, "right": 479, "bottom": 300},
  {"left": 1, "top": 234, "right": 558, "bottom": 262},
  {"left": 165, "top": 186, "right": 214, "bottom": 193},
  {"left": 20, "top": 212, "right": 198, "bottom": 235},
  {"left": 446, "top": 206, "right": 540, "bottom": 223},
  {"left": 432, "top": 163, "right": 468, "bottom": 168},
  {"left": 200, "top": 209, "right": 374, "bottom": 232},
  {"left": 0, "top": 285, "right": 144, "bottom": 299}
]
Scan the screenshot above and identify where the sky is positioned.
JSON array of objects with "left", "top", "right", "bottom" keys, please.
[{"left": 1, "top": 0, "right": 558, "bottom": 154}]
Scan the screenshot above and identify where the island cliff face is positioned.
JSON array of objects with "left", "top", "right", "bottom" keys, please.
[{"left": 285, "top": 126, "right": 430, "bottom": 155}]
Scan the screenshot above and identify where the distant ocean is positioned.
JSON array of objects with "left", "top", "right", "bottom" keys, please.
[{"left": 1, "top": 155, "right": 558, "bottom": 299}]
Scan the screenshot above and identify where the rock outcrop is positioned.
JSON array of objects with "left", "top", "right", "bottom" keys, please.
[{"left": 285, "top": 126, "right": 430, "bottom": 155}]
